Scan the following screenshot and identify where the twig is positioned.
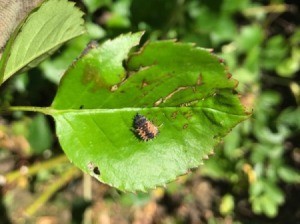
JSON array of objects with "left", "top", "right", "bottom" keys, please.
[
  {"left": 2, "top": 154, "right": 69, "bottom": 185},
  {"left": 83, "top": 173, "right": 92, "bottom": 201},
  {"left": 3, "top": 106, "right": 54, "bottom": 115}
]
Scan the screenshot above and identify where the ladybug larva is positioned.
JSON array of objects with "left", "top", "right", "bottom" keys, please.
[{"left": 133, "top": 114, "right": 159, "bottom": 141}]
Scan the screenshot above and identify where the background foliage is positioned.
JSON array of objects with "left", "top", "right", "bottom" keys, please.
[{"left": 0, "top": 0, "right": 299, "bottom": 223}]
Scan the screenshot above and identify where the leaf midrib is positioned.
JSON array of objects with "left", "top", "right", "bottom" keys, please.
[
  {"left": 51, "top": 107, "right": 248, "bottom": 117},
  {"left": 7, "top": 106, "right": 248, "bottom": 117}
]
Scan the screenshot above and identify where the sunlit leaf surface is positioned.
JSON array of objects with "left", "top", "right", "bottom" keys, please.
[{"left": 50, "top": 32, "right": 249, "bottom": 191}]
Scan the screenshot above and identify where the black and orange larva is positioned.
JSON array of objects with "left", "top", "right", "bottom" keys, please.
[{"left": 133, "top": 114, "right": 159, "bottom": 141}]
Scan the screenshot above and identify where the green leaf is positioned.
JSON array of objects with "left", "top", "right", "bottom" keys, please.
[
  {"left": 276, "top": 47, "right": 300, "bottom": 77},
  {"left": 250, "top": 179, "right": 283, "bottom": 217},
  {"left": 0, "top": 0, "right": 85, "bottom": 84},
  {"left": 219, "top": 194, "right": 235, "bottom": 215},
  {"left": 278, "top": 107, "right": 300, "bottom": 131},
  {"left": 50, "top": 32, "right": 249, "bottom": 191},
  {"left": 278, "top": 166, "right": 300, "bottom": 183},
  {"left": 28, "top": 114, "right": 53, "bottom": 154},
  {"left": 236, "top": 25, "right": 264, "bottom": 53},
  {"left": 261, "top": 35, "right": 288, "bottom": 70},
  {"left": 261, "top": 195, "right": 278, "bottom": 217}
]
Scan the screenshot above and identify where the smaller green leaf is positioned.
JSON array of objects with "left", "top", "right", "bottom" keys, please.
[
  {"left": 261, "top": 196, "right": 278, "bottom": 218},
  {"left": 250, "top": 180, "right": 264, "bottom": 197},
  {"left": 277, "top": 107, "right": 300, "bottom": 131},
  {"left": 236, "top": 25, "right": 264, "bottom": 53},
  {"left": 252, "top": 197, "right": 263, "bottom": 214},
  {"left": 223, "top": 126, "right": 242, "bottom": 159},
  {"left": 278, "top": 166, "right": 300, "bottom": 183},
  {"left": 0, "top": 0, "right": 85, "bottom": 84},
  {"left": 276, "top": 48, "right": 300, "bottom": 77},
  {"left": 261, "top": 35, "right": 288, "bottom": 70},
  {"left": 210, "top": 15, "right": 237, "bottom": 46},
  {"left": 220, "top": 194, "right": 235, "bottom": 215},
  {"left": 250, "top": 179, "right": 284, "bottom": 217},
  {"left": 265, "top": 182, "right": 284, "bottom": 205},
  {"left": 105, "top": 1, "right": 131, "bottom": 28}
]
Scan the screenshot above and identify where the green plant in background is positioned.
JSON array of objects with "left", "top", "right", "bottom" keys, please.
[
  {"left": 192, "top": 0, "right": 300, "bottom": 219},
  {"left": 1, "top": 0, "right": 299, "bottom": 222},
  {"left": 203, "top": 91, "right": 300, "bottom": 217}
]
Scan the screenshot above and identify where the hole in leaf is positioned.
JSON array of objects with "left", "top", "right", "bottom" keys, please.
[{"left": 87, "top": 162, "right": 100, "bottom": 175}]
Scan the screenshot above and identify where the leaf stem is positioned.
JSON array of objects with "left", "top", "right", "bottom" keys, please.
[{"left": 3, "top": 106, "right": 54, "bottom": 115}]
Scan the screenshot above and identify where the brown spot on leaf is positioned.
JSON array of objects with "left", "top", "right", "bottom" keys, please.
[
  {"left": 183, "top": 123, "right": 188, "bottom": 129},
  {"left": 154, "top": 98, "right": 163, "bottom": 106},
  {"left": 218, "top": 57, "right": 225, "bottom": 63},
  {"left": 212, "top": 89, "right": 220, "bottom": 97},
  {"left": 240, "top": 92, "right": 255, "bottom": 109},
  {"left": 196, "top": 74, "right": 203, "bottom": 86},
  {"left": 141, "top": 79, "right": 149, "bottom": 88},
  {"left": 180, "top": 100, "right": 199, "bottom": 107},
  {"left": 233, "top": 79, "right": 239, "bottom": 88},
  {"left": 183, "top": 111, "right": 193, "bottom": 120},
  {"left": 157, "top": 86, "right": 189, "bottom": 106},
  {"left": 111, "top": 85, "right": 118, "bottom": 92},
  {"left": 171, "top": 111, "right": 178, "bottom": 119},
  {"left": 82, "top": 65, "right": 109, "bottom": 91}
]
